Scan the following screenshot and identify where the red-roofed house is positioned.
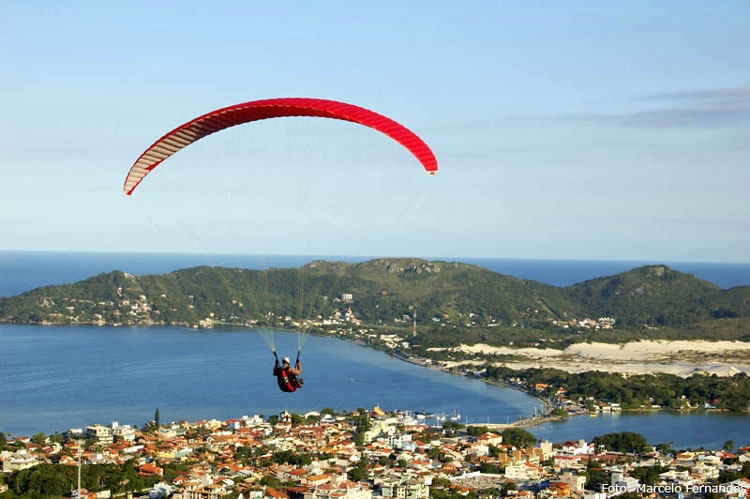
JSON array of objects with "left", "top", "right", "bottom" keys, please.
[{"left": 138, "top": 462, "right": 163, "bottom": 477}]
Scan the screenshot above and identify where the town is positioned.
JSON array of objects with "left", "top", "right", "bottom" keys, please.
[{"left": 2, "top": 407, "right": 749, "bottom": 499}]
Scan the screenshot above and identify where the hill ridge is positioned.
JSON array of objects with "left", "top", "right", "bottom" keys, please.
[{"left": 1, "top": 259, "right": 749, "bottom": 334}]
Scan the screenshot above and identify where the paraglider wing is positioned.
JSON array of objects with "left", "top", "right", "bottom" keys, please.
[{"left": 124, "top": 97, "right": 438, "bottom": 195}]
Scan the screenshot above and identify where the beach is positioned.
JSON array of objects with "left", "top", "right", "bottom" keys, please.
[{"left": 440, "top": 340, "right": 750, "bottom": 377}]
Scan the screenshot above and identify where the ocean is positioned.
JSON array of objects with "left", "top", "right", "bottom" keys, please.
[{"left": 1, "top": 251, "right": 749, "bottom": 448}]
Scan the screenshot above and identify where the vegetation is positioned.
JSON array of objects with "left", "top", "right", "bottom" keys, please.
[
  {"left": 352, "top": 408, "right": 372, "bottom": 445},
  {"left": 1, "top": 260, "right": 749, "bottom": 344},
  {"left": 0, "top": 462, "right": 167, "bottom": 497},
  {"left": 2, "top": 259, "right": 749, "bottom": 438},
  {"left": 465, "top": 425, "right": 491, "bottom": 436},
  {"left": 550, "top": 407, "right": 569, "bottom": 418},
  {"left": 500, "top": 428, "right": 537, "bottom": 448},
  {"left": 567, "top": 266, "right": 730, "bottom": 326},
  {"left": 629, "top": 464, "right": 670, "bottom": 485},
  {"left": 486, "top": 366, "right": 750, "bottom": 412},
  {"left": 1, "top": 420, "right": 747, "bottom": 498},
  {"left": 592, "top": 431, "right": 652, "bottom": 453},
  {"left": 584, "top": 459, "right": 608, "bottom": 489},
  {"left": 719, "top": 462, "right": 750, "bottom": 483}
]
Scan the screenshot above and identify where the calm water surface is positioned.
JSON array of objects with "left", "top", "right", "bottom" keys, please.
[
  {"left": 530, "top": 412, "right": 749, "bottom": 451},
  {"left": 0, "top": 325, "right": 539, "bottom": 436},
  {"left": 2, "top": 325, "right": 748, "bottom": 449},
  {"left": 1, "top": 252, "right": 748, "bottom": 448}
]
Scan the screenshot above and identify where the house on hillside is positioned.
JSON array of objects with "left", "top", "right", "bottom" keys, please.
[{"left": 380, "top": 474, "right": 429, "bottom": 499}]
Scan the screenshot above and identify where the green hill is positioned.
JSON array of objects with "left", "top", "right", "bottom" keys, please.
[
  {"left": 566, "top": 264, "right": 740, "bottom": 326},
  {"left": 1, "top": 259, "right": 749, "bottom": 337}
]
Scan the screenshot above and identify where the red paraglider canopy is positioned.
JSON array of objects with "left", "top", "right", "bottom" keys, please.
[{"left": 124, "top": 97, "right": 438, "bottom": 195}]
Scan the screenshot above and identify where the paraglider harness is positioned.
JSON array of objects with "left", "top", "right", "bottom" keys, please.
[{"left": 274, "top": 351, "right": 303, "bottom": 393}]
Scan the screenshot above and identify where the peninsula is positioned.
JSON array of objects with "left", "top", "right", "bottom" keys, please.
[{"left": 2, "top": 258, "right": 749, "bottom": 410}]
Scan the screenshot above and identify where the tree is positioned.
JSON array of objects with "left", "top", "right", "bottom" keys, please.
[
  {"left": 291, "top": 413, "right": 308, "bottom": 425},
  {"left": 501, "top": 428, "right": 536, "bottom": 448},
  {"left": 585, "top": 461, "right": 608, "bottom": 489},
  {"left": 593, "top": 432, "right": 651, "bottom": 453},
  {"left": 432, "top": 477, "right": 453, "bottom": 488},
  {"left": 551, "top": 408, "right": 569, "bottom": 418},
  {"left": 630, "top": 465, "right": 668, "bottom": 485},
  {"left": 30, "top": 433, "right": 47, "bottom": 445},
  {"left": 154, "top": 407, "right": 161, "bottom": 428},
  {"left": 348, "top": 463, "right": 369, "bottom": 481},
  {"left": 655, "top": 442, "right": 675, "bottom": 456},
  {"left": 442, "top": 421, "right": 464, "bottom": 436},
  {"left": 466, "top": 425, "right": 490, "bottom": 436},
  {"left": 480, "top": 462, "right": 501, "bottom": 474},
  {"left": 260, "top": 475, "right": 284, "bottom": 489},
  {"left": 352, "top": 410, "right": 371, "bottom": 445},
  {"left": 272, "top": 450, "right": 312, "bottom": 466},
  {"left": 501, "top": 482, "right": 517, "bottom": 495}
]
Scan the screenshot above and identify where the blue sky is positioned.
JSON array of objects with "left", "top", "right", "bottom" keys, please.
[{"left": 1, "top": 1, "right": 748, "bottom": 262}]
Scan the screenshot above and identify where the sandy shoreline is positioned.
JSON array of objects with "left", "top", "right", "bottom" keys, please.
[{"left": 437, "top": 340, "right": 750, "bottom": 377}]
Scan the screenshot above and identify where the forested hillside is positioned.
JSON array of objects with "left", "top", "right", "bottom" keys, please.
[{"left": 1, "top": 259, "right": 749, "bottom": 335}]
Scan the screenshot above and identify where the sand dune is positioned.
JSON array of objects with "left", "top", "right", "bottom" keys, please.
[{"left": 443, "top": 340, "right": 750, "bottom": 377}]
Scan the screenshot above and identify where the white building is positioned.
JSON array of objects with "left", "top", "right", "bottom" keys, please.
[
  {"left": 380, "top": 475, "right": 429, "bottom": 499},
  {"left": 306, "top": 479, "right": 372, "bottom": 499},
  {"left": 182, "top": 483, "right": 228, "bottom": 499},
  {"left": 111, "top": 422, "right": 136, "bottom": 442},
  {"left": 561, "top": 439, "right": 590, "bottom": 456},
  {"left": 505, "top": 463, "right": 543, "bottom": 481},
  {"left": 610, "top": 469, "right": 640, "bottom": 494},
  {"left": 559, "top": 472, "right": 587, "bottom": 493},
  {"left": 2, "top": 449, "right": 40, "bottom": 473},
  {"left": 86, "top": 424, "right": 114, "bottom": 444}
]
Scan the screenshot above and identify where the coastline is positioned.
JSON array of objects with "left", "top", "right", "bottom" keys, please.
[
  {"left": 438, "top": 340, "right": 750, "bottom": 378},
  {"left": 2, "top": 323, "right": 748, "bottom": 444},
  {"left": 386, "top": 338, "right": 750, "bottom": 423}
]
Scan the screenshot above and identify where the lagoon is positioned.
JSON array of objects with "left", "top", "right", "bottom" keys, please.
[
  {"left": 1, "top": 251, "right": 748, "bottom": 448},
  {"left": 1, "top": 324, "right": 748, "bottom": 449},
  {"left": 0, "top": 325, "right": 539, "bottom": 436}
]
